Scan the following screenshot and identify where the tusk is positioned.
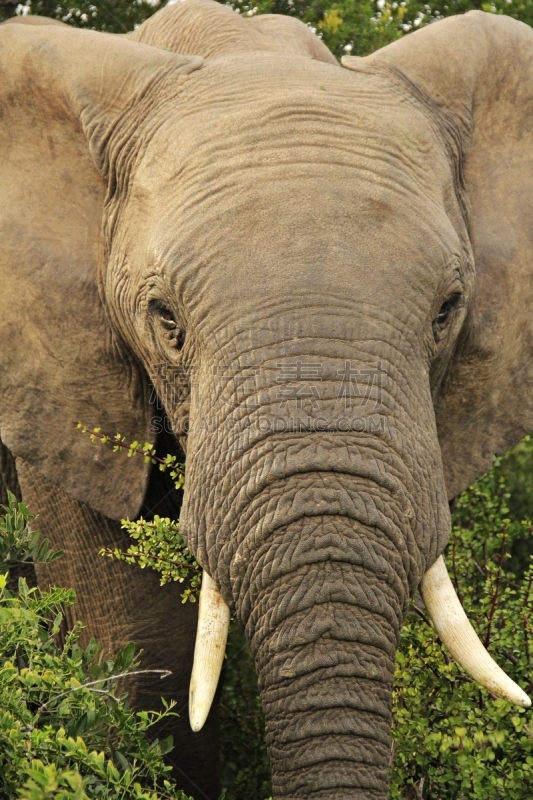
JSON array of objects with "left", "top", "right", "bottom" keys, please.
[
  {"left": 421, "top": 556, "right": 531, "bottom": 708},
  {"left": 189, "top": 570, "right": 231, "bottom": 732}
]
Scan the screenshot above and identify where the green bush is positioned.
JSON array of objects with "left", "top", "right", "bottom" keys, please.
[
  {"left": 0, "top": 492, "right": 192, "bottom": 800},
  {"left": 391, "top": 448, "right": 533, "bottom": 799},
  {"left": 219, "top": 623, "right": 271, "bottom": 800}
]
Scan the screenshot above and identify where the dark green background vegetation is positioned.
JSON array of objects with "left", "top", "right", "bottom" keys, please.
[{"left": 3, "top": 0, "right": 533, "bottom": 56}]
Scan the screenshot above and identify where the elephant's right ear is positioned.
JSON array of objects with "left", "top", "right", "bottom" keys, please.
[
  {"left": 0, "top": 21, "right": 202, "bottom": 520},
  {"left": 345, "top": 12, "right": 533, "bottom": 500}
]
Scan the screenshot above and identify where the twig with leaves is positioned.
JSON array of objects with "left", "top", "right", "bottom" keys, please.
[{"left": 77, "top": 424, "right": 185, "bottom": 489}]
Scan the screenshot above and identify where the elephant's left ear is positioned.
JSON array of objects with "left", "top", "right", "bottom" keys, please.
[
  {"left": 0, "top": 20, "right": 202, "bottom": 520},
  {"left": 345, "top": 12, "right": 533, "bottom": 499}
]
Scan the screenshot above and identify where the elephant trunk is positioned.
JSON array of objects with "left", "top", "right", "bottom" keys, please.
[
  {"left": 218, "top": 463, "right": 417, "bottom": 798},
  {"left": 250, "top": 517, "right": 402, "bottom": 799},
  {"left": 179, "top": 343, "right": 450, "bottom": 799}
]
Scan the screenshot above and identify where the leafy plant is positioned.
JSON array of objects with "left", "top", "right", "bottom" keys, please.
[
  {"left": 78, "top": 427, "right": 199, "bottom": 601},
  {"left": 219, "top": 622, "right": 271, "bottom": 800},
  {"left": 77, "top": 425, "right": 185, "bottom": 489},
  {"left": 100, "top": 516, "right": 201, "bottom": 603},
  {"left": 0, "top": 492, "right": 193, "bottom": 800},
  {"left": 390, "top": 449, "right": 533, "bottom": 798}
]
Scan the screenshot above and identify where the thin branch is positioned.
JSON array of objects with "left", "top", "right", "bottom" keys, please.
[
  {"left": 469, "top": 549, "right": 487, "bottom": 580},
  {"left": 412, "top": 604, "right": 429, "bottom": 623},
  {"left": 389, "top": 739, "right": 397, "bottom": 769},
  {"left": 452, "top": 537, "right": 463, "bottom": 604},
  {"left": 525, "top": 614, "right": 531, "bottom": 668},
  {"left": 504, "top": 650, "right": 518, "bottom": 666},
  {"left": 101, "top": 547, "right": 197, "bottom": 570},
  {"left": 520, "top": 569, "right": 533, "bottom": 616},
  {"left": 484, "top": 525, "right": 507, "bottom": 649},
  {"left": 79, "top": 426, "right": 185, "bottom": 477},
  {"left": 523, "top": 723, "right": 533, "bottom": 740},
  {"left": 35, "top": 668, "right": 172, "bottom": 716}
]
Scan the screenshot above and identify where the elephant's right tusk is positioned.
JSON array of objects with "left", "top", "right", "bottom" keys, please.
[
  {"left": 421, "top": 556, "right": 531, "bottom": 707},
  {"left": 189, "top": 570, "right": 231, "bottom": 732}
]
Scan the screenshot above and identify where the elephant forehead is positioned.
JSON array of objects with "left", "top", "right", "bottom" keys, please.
[
  {"left": 137, "top": 52, "right": 448, "bottom": 200},
  {"left": 159, "top": 190, "right": 459, "bottom": 334},
  {"left": 144, "top": 148, "right": 458, "bottom": 316},
  {"left": 126, "top": 54, "right": 464, "bottom": 323}
]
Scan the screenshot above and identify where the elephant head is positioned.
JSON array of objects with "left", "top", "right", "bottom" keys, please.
[{"left": 1, "top": 3, "right": 533, "bottom": 797}]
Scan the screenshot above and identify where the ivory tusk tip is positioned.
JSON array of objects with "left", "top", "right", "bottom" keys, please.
[
  {"left": 189, "top": 683, "right": 214, "bottom": 732},
  {"left": 189, "top": 703, "right": 208, "bottom": 732},
  {"left": 498, "top": 684, "right": 531, "bottom": 708},
  {"left": 519, "top": 692, "right": 531, "bottom": 708}
]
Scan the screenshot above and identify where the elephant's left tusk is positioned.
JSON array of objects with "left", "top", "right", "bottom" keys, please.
[
  {"left": 189, "top": 570, "right": 231, "bottom": 732},
  {"left": 421, "top": 556, "right": 531, "bottom": 708}
]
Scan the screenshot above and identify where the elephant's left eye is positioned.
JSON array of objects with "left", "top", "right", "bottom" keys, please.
[
  {"left": 433, "top": 292, "right": 462, "bottom": 341},
  {"left": 157, "top": 305, "right": 175, "bottom": 324},
  {"left": 149, "top": 300, "right": 176, "bottom": 325}
]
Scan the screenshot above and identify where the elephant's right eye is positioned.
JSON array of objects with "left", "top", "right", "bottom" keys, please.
[{"left": 432, "top": 292, "right": 462, "bottom": 341}]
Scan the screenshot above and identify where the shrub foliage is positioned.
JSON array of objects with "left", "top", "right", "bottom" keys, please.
[
  {"left": 391, "top": 450, "right": 533, "bottom": 798},
  {"left": 0, "top": 492, "right": 192, "bottom": 800}
]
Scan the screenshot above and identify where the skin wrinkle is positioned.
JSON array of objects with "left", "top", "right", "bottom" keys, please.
[
  {"left": 218, "top": 473, "right": 414, "bottom": 564},
  {"left": 256, "top": 601, "right": 401, "bottom": 662},
  {"left": 214, "top": 470, "right": 421, "bottom": 574},
  {"left": 202, "top": 337, "right": 422, "bottom": 416},
  {"left": 255, "top": 560, "right": 403, "bottom": 629},
  {"left": 264, "top": 604, "right": 398, "bottom": 660},
  {"left": 230, "top": 491, "right": 412, "bottom": 597},
  {"left": 267, "top": 673, "right": 394, "bottom": 713},
  {"left": 181, "top": 340, "right": 430, "bottom": 466},
  {"left": 274, "top": 708, "right": 393, "bottom": 744},
  {"left": 262, "top": 648, "right": 395, "bottom": 693},
  {"left": 186, "top": 354, "right": 445, "bottom": 574},
  {"left": 101, "top": 70, "right": 202, "bottom": 342},
  {"left": 277, "top": 762, "right": 390, "bottom": 793},
  {"left": 275, "top": 752, "right": 391, "bottom": 784},
  {"left": 163, "top": 330, "right": 445, "bottom": 504},
  {"left": 246, "top": 547, "right": 402, "bottom": 636},
  {"left": 247, "top": 551, "right": 404, "bottom": 630},
  {"left": 213, "top": 445, "right": 414, "bottom": 533},
  {"left": 253, "top": 596, "right": 401, "bottom": 656},
  {"left": 173, "top": 295, "right": 459, "bottom": 427}
]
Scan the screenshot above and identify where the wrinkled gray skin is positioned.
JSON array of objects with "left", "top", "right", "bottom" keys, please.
[{"left": 2, "top": 3, "right": 533, "bottom": 798}]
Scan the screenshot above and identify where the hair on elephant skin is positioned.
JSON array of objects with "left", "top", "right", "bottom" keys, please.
[{"left": 2, "top": 3, "right": 533, "bottom": 797}]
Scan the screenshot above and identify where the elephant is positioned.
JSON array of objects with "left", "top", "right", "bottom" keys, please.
[{"left": 1, "top": 2, "right": 533, "bottom": 797}]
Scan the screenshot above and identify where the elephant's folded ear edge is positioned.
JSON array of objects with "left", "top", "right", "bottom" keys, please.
[
  {"left": 365, "top": 11, "right": 533, "bottom": 499},
  {"left": 0, "top": 20, "right": 180, "bottom": 521}
]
